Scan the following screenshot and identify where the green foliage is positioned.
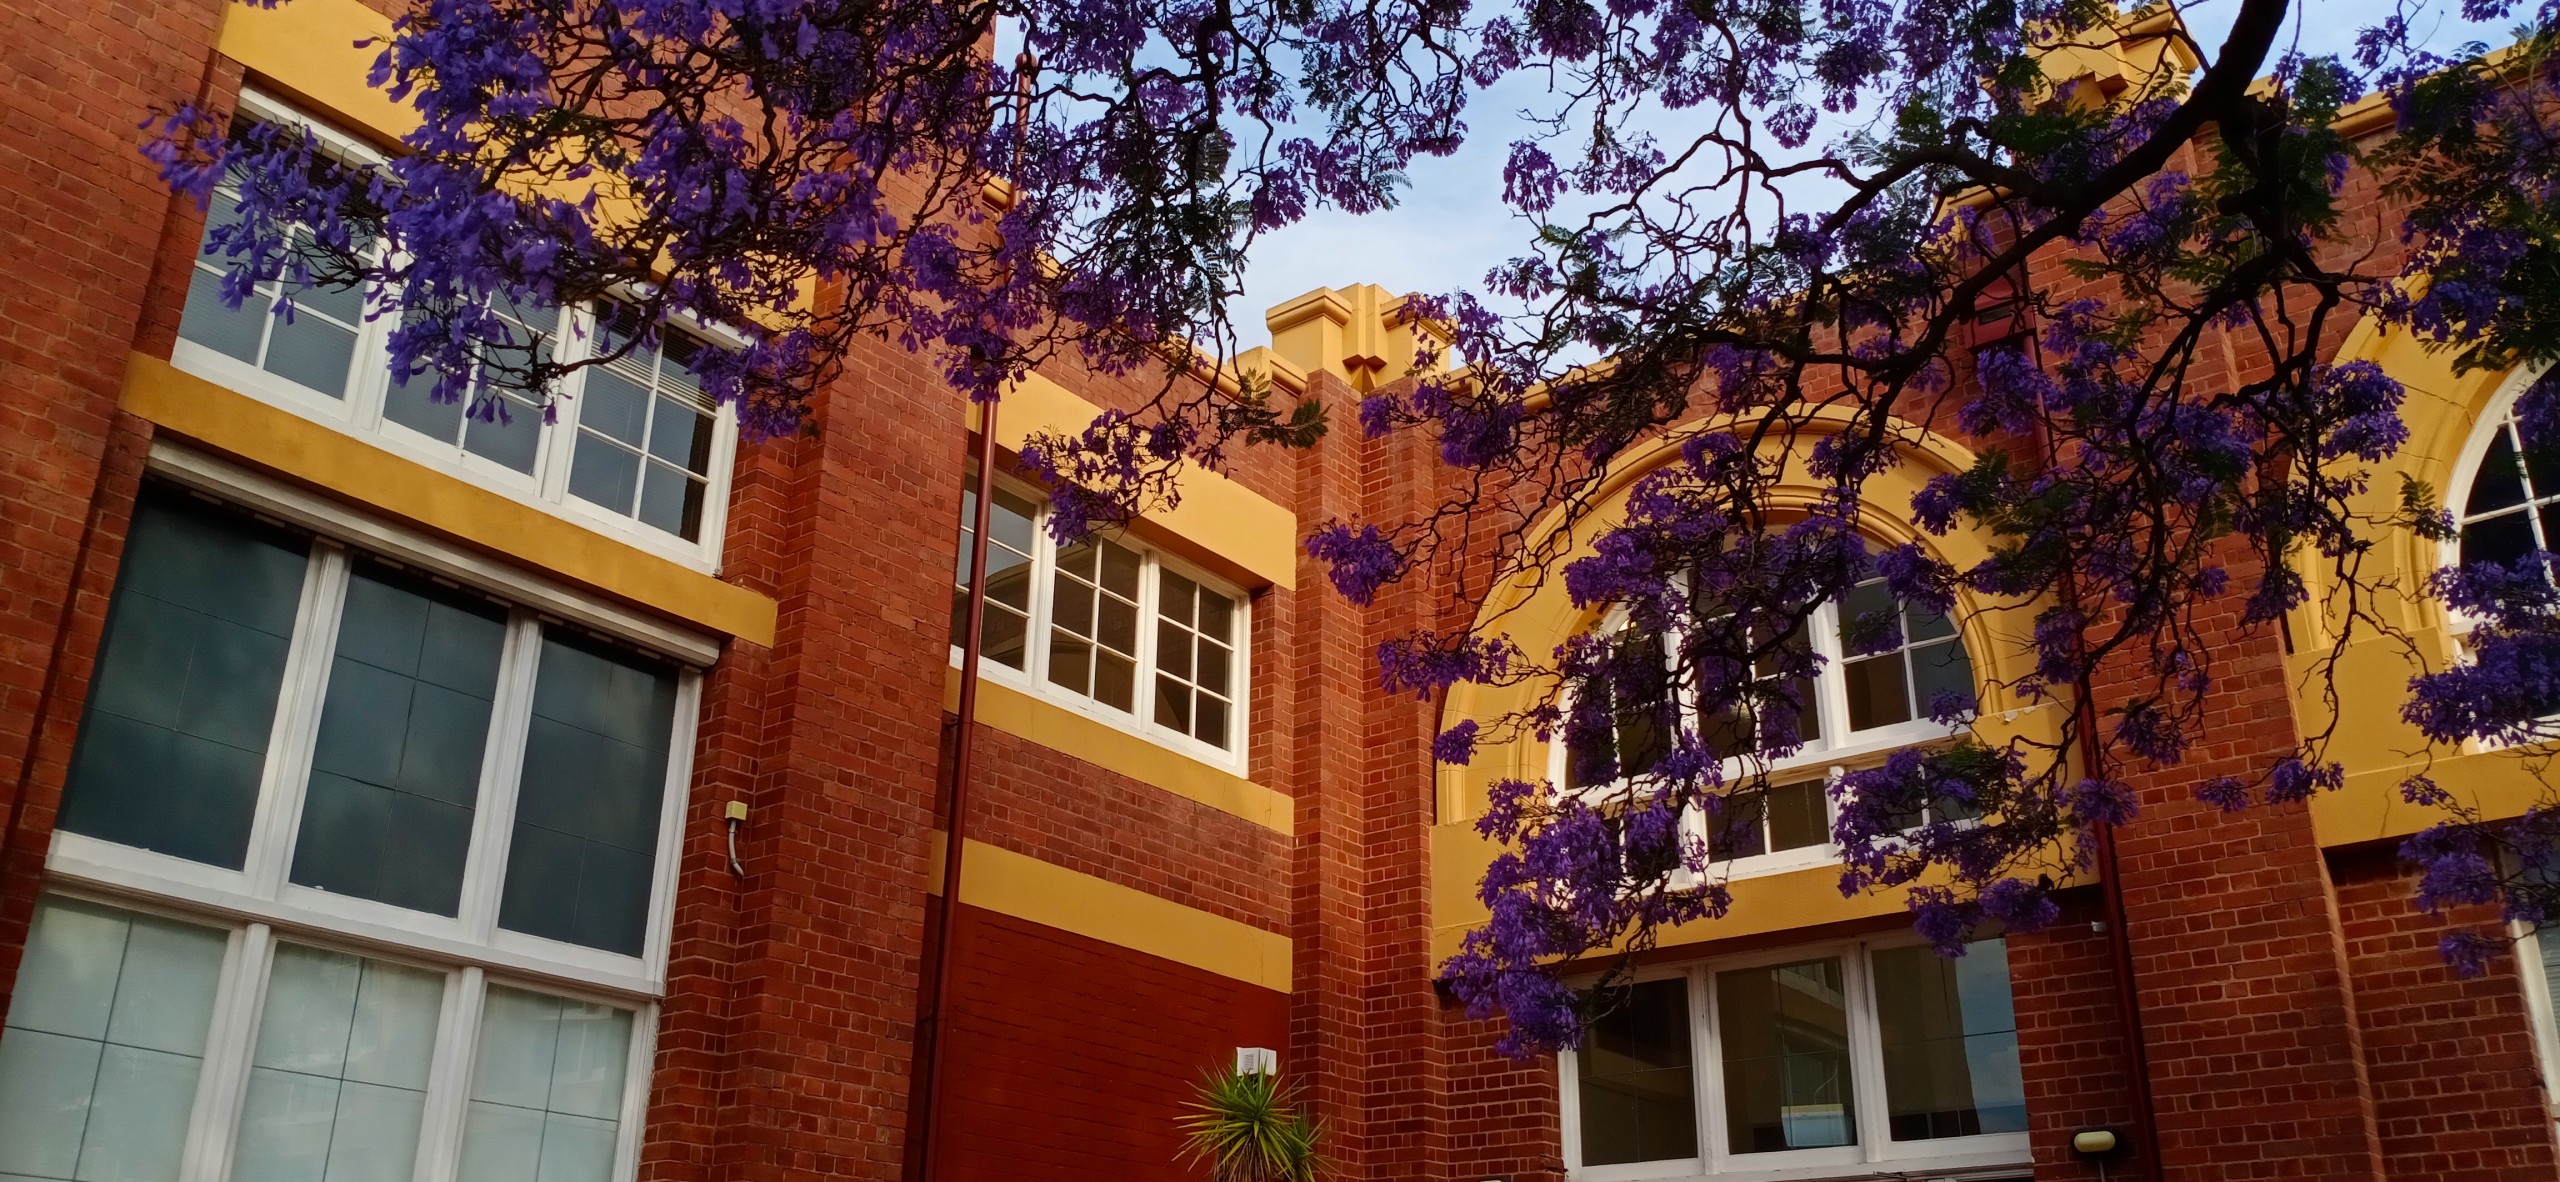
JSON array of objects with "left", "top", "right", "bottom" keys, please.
[{"left": 1177, "top": 1067, "right": 1322, "bottom": 1182}]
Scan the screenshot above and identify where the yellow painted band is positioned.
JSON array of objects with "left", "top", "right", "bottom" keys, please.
[
  {"left": 120, "top": 354, "right": 779, "bottom": 646},
  {"left": 986, "top": 372, "right": 1299, "bottom": 590},
  {"left": 218, "top": 0, "right": 415, "bottom": 146},
  {"left": 928, "top": 834, "right": 1292, "bottom": 992},
  {"left": 942, "top": 669, "right": 1293, "bottom": 836}
]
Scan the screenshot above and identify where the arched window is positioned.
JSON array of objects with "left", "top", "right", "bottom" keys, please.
[
  {"left": 1556, "top": 544, "right": 1978, "bottom": 871},
  {"left": 2457, "top": 369, "right": 2560, "bottom": 571}
]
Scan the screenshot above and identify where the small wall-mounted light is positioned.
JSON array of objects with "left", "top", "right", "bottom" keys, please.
[
  {"left": 1235, "top": 1047, "right": 1279, "bottom": 1075},
  {"left": 2072, "top": 1128, "right": 2119, "bottom": 1156}
]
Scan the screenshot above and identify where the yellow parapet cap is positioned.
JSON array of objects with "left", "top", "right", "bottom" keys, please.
[
  {"left": 1264, "top": 284, "right": 1454, "bottom": 392},
  {"left": 2028, "top": 3, "right": 2201, "bottom": 106}
]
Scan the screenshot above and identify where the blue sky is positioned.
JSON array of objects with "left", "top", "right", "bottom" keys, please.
[{"left": 1221, "top": 0, "right": 2521, "bottom": 349}]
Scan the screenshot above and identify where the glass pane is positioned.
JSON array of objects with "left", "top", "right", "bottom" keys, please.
[
  {"left": 1099, "top": 542, "right": 1141, "bottom": 599},
  {"left": 1160, "top": 572, "right": 1197, "bottom": 626},
  {"left": 1843, "top": 655, "right": 1913, "bottom": 732},
  {"left": 1838, "top": 580, "right": 1899, "bottom": 656},
  {"left": 2461, "top": 509, "right": 2539, "bottom": 570},
  {"left": 1198, "top": 591, "right": 1234, "bottom": 642},
  {"left": 0, "top": 897, "right": 226, "bottom": 1182},
  {"left": 647, "top": 398, "right": 714, "bottom": 473},
  {"left": 295, "top": 566, "right": 503, "bottom": 915},
  {"left": 568, "top": 435, "right": 642, "bottom": 515},
  {"left": 1766, "top": 779, "right": 1830, "bottom": 851},
  {"left": 1576, "top": 978, "right": 1697, "bottom": 1166},
  {"left": 1095, "top": 651, "right": 1136, "bottom": 712},
  {"left": 464, "top": 392, "right": 543, "bottom": 474},
  {"left": 1904, "top": 598, "right": 1957, "bottom": 643},
  {"left": 61, "top": 492, "right": 308, "bottom": 869},
  {"left": 2467, "top": 430, "right": 2529, "bottom": 513},
  {"left": 1156, "top": 621, "right": 1192, "bottom": 681},
  {"left": 1196, "top": 641, "right": 1231, "bottom": 694},
  {"left": 985, "top": 540, "right": 1034, "bottom": 612},
  {"left": 1053, "top": 578, "right": 1095, "bottom": 636},
  {"left": 1710, "top": 791, "right": 1768, "bottom": 862},
  {"left": 1872, "top": 941, "right": 2027, "bottom": 1141},
  {"left": 991, "top": 489, "right": 1038, "bottom": 554},
  {"left": 1194, "top": 696, "right": 1229, "bottom": 748},
  {"left": 1911, "top": 639, "right": 1977, "bottom": 720},
  {"left": 636, "top": 463, "right": 705, "bottom": 541},
  {"left": 1156, "top": 676, "right": 1192, "bottom": 736},
  {"left": 461, "top": 986, "right": 633, "bottom": 1182},
  {"left": 383, "top": 364, "right": 466, "bottom": 444},
  {"left": 984, "top": 604, "right": 1030, "bottom": 670},
  {"left": 578, "top": 370, "right": 650, "bottom": 445},
  {"left": 181, "top": 268, "right": 270, "bottom": 363},
  {"left": 1718, "top": 957, "right": 1857, "bottom": 1153},
  {"left": 498, "top": 633, "right": 678, "bottom": 956},
  {"left": 1097, "top": 596, "right": 1138, "bottom": 655},
  {"left": 1048, "top": 634, "right": 1093, "bottom": 695},
  {"left": 264, "top": 315, "right": 359, "bottom": 397},
  {"left": 233, "top": 945, "right": 441, "bottom": 1182}
]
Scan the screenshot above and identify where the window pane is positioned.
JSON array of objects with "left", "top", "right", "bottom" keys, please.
[
  {"left": 383, "top": 363, "right": 466, "bottom": 443},
  {"left": 1843, "top": 655, "right": 1912, "bottom": 732},
  {"left": 1161, "top": 572, "right": 1197, "bottom": 626},
  {"left": 646, "top": 398, "right": 714, "bottom": 473},
  {"left": 465, "top": 392, "right": 544, "bottom": 474},
  {"left": 1198, "top": 592, "right": 1234, "bottom": 642},
  {"left": 1911, "top": 639, "right": 1977, "bottom": 720},
  {"left": 636, "top": 463, "right": 705, "bottom": 541},
  {"left": 2468, "top": 429, "right": 2530, "bottom": 515},
  {"left": 181, "top": 277, "right": 270, "bottom": 367},
  {"left": 1765, "top": 779, "right": 1830, "bottom": 852},
  {"left": 460, "top": 986, "right": 633, "bottom": 1182},
  {"left": 1156, "top": 620, "right": 1192, "bottom": 680},
  {"left": 579, "top": 370, "right": 650, "bottom": 445},
  {"left": 1709, "top": 790, "right": 1767, "bottom": 862},
  {"left": 293, "top": 564, "right": 505, "bottom": 916},
  {"left": 61, "top": 492, "right": 308, "bottom": 869},
  {"left": 264, "top": 312, "right": 359, "bottom": 397},
  {"left": 1718, "top": 957, "right": 1857, "bottom": 1153},
  {"left": 498, "top": 633, "right": 679, "bottom": 956},
  {"left": 568, "top": 435, "right": 642, "bottom": 515},
  {"left": 1576, "top": 977, "right": 1697, "bottom": 1166},
  {"left": 2462, "top": 509, "right": 2539, "bottom": 570},
  {"left": 0, "top": 897, "right": 227, "bottom": 1182},
  {"left": 1838, "top": 580, "right": 1899, "bottom": 656},
  {"left": 1872, "top": 941, "right": 2027, "bottom": 1141},
  {"left": 233, "top": 945, "right": 442, "bottom": 1182},
  {"left": 983, "top": 605, "right": 1030, "bottom": 670},
  {"left": 1194, "top": 696, "right": 1229, "bottom": 749},
  {"left": 1095, "top": 651, "right": 1136, "bottom": 712}
]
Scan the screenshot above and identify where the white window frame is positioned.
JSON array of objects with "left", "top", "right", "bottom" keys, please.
[
  {"left": 2431, "top": 363, "right": 2560, "bottom": 754},
  {"left": 2510, "top": 919, "right": 2560, "bottom": 1125},
  {"left": 947, "top": 472, "right": 1253, "bottom": 774},
  {"left": 168, "top": 90, "right": 744, "bottom": 574},
  {"left": 1549, "top": 590, "right": 1975, "bottom": 881},
  {"left": 1557, "top": 937, "right": 2033, "bottom": 1182},
  {"left": 34, "top": 442, "right": 705, "bottom": 1182}
]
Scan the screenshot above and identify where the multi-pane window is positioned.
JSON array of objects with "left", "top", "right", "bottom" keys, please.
[
  {"left": 7, "top": 480, "right": 696, "bottom": 1182},
  {"left": 565, "top": 306, "right": 722, "bottom": 541},
  {"left": 2457, "top": 369, "right": 2560, "bottom": 572},
  {"left": 1564, "top": 939, "right": 2029, "bottom": 1179},
  {"left": 56, "top": 487, "right": 689, "bottom": 960},
  {"left": 950, "top": 484, "right": 1040, "bottom": 670},
  {"left": 944, "top": 480, "right": 1250, "bottom": 760},
  {"left": 169, "top": 94, "right": 741, "bottom": 566},
  {"left": 0, "top": 894, "right": 647, "bottom": 1182},
  {"left": 1557, "top": 546, "right": 1978, "bottom": 870}
]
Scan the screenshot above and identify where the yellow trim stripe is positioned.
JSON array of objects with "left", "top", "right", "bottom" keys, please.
[
  {"left": 985, "top": 373, "right": 1299, "bottom": 590},
  {"left": 120, "top": 354, "right": 779, "bottom": 646},
  {"left": 943, "top": 669, "right": 1293, "bottom": 836},
  {"left": 928, "top": 834, "right": 1292, "bottom": 992},
  {"left": 218, "top": 0, "right": 415, "bottom": 145}
]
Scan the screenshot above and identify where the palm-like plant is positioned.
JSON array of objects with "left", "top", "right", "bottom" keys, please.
[{"left": 1177, "top": 1066, "right": 1322, "bottom": 1182}]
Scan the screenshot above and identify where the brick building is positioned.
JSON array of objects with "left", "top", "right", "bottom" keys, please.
[{"left": 0, "top": 3, "right": 2555, "bottom": 1182}]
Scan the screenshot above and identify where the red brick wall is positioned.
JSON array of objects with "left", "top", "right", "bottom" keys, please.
[
  {"left": 931, "top": 902, "right": 1291, "bottom": 1181},
  {"left": 2334, "top": 846, "right": 2559, "bottom": 1180}
]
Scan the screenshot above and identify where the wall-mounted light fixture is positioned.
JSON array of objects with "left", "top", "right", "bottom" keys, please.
[{"left": 2070, "top": 1127, "right": 2123, "bottom": 1180}]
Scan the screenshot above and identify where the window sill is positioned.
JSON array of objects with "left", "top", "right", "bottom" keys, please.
[{"left": 1569, "top": 1134, "right": 2029, "bottom": 1182}]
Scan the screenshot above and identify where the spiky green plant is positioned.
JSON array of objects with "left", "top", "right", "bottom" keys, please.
[{"left": 1176, "top": 1066, "right": 1322, "bottom": 1182}]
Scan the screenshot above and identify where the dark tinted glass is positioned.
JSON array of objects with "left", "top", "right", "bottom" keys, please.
[
  {"left": 291, "top": 564, "right": 505, "bottom": 915},
  {"left": 1577, "top": 978, "right": 1698, "bottom": 1166},
  {"left": 498, "top": 633, "right": 679, "bottom": 955},
  {"left": 60, "top": 492, "right": 308, "bottom": 869},
  {"left": 1719, "top": 957, "right": 1858, "bottom": 1153},
  {"left": 2462, "top": 509, "right": 2539, "bottom": 570},
  {"left": 2468, "top": 430, "right": 2529, "bottom": 513},
  {"left": 1872, "top": 941, "right": 2027, "bottom": 1141},
  {"left": 1766, "top": 779, "right": 1830, "bottom": 851}
]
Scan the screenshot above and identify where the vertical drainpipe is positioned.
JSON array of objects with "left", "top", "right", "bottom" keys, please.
[
  {"left": 2033, "top": 413, "right": 2164, "bottom": 1179},
  {"left": 912, "top": 51, "right": 1038, "bottom": 1182}
]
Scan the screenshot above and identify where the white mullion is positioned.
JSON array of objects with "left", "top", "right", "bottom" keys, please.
[
  {"left": 613, "top": 1003, "right": 661, "bottom": 1182},
  {"left": 242, "top": 544, "right": 352, "bottom": 898},
  {"left": 1810, "top": 601, "right": 1851, "bottom": 753},
  {"left": 533, "top": 303, "right": 591, "bottom": 502},
  {"left": 1844, "top": 943, "right": 1893, "bottom": 1165},
  {"left": 1696, "top": 965, "right": 1727, "bottom": 1171},
  {"left": 1556, "top": 1042, "right": 1584, "bottom": 1170},
  {"left": 459, "top": 612, "right": 545, "bottom": 943},
  {"left": 698, "top": 405, "right": 741, "bottom": 571},
  {"left": 180, "top": 921, "right": 274, "bottom": 1182},
  {"left": 1223, "top": 591, "right": 1251, "bottom": 755},
  {"left": 1025, "top": 504, "right": 1058, "bottom": 688},
  {"left": 1134, "top": 554, "right": 1163, "bottom": 731},
  {"left": 639, "top": 673, "right": 704, "bottom": 984},
  {"left": 414, "top": 964, "right": 489, "bottom": 1182}
]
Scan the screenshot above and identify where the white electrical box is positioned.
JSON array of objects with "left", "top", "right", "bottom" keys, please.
[{"left": 1235, "top": 1047, "right": 1279, "bottom": 1075}]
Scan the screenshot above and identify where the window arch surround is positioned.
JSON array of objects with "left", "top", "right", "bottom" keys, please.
[{"left": 1432, "top": 412, "right": 2051, "bottom": 828}]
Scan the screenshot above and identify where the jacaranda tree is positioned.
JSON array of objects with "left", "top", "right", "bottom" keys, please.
[{"left": 151, "top": 0, "right": 2560, "bottom": 1057}]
